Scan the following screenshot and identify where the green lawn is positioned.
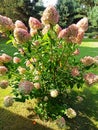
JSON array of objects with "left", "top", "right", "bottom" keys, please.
[{"left": 0, "top": 38, "right": 98, "bottom": 130}]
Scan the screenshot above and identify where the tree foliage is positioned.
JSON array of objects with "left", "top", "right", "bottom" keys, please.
[
  {"left": 0, "top": 0, "right": 44, "bottom": 25},
  {"left": 57, "top": 0, "right": 98, "bottom": 36}
]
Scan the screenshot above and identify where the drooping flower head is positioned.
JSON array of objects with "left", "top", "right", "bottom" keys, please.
[{"left": 41, "top": 5, "right": 59, "bottom": 25}]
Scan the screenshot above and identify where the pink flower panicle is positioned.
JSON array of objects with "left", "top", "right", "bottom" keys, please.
[
  {"left": 29, "top": 17, "right": 42, "bottom": 30},
  {"left": 58, "top": 17, "right": 88, "bottom": 44},
  {"left": 1, "top": 53, "right": 12, "bottom": 63},
  {"left": 84, "top": 73, "right": 98, "bottom": 85},
  {"left": 14, "top": 28, "right": 31, "bottom": 44},
  {"left": 13, "top": 57, "right": 21, "bottom": 64},
  {"left": 58, "top": 29, "right": 68, "bottom": 39},
  {"left": 73, "top": 48, "right": 80, "bottom": 55},
  {"left": 76, "top": 17, "right": 88, "bottom": 32},
  {"left": 0, "top": 15, "right": 14, "bottom": 32},
  {"left": 71, "top": 67, "right": 80, "bottom": 77},
  {"left": 41, "top": 5, "right": 59, "bottom": 25},
  {"left": 15, "top": 20, "right": 28, "bottom": 31},
  {"left": 4, "top": 96, "right": 14, "bottom": 107},
  {"left": 0, "top": 80, "right": 9, "bottom": 89},
  {"left": 18, "top": 81, "right": 34, "bottom": 95},
  {"left": 81, "top": 56, "right": 95, "bottom": 66},
  {"left": 0, "top": 66, "right": 8, "bottom": 75},
  {"left": 75, "top": 29, "right": 84, "bottom": 44}
]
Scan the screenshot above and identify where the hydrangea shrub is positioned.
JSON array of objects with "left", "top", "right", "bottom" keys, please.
[{"left": 0, "top": 6, "right": 98, "bottom": 120}]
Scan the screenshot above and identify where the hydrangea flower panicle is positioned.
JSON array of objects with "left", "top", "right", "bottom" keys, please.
[
  {"left": 0, "top": 66, "right": 8, "bottom": 75},
  {"left": 15, "top": 20, "right": 28, "bottom": 31},
  {"left": 0, "top": 15, "right": 14, "bottom": 32},
  {"left": 14, "top": 28, "right": 31, "bottom": 44},
  {"left": 0, "top": 80, "right": 9, "bottom": 89},
  {"left": 4, "top": 96, "right": 14, "bottom": 107},
  {"left": 66, "top": 108, "right": 77, "bottom": 118},
  {"left": 29, "top": 17, "right": 42, "bottom": 30},
  {"left": 76, "top": 17, "right": 88, "bottom": 32},
  {"left": 41, "top": 5, "right": 59, "bottom": 25},
  {"left": 18, "top": 81, "right": 34, "bottom": 95},
  {"left": 81, "top": 56, "right": 95, "bottom": 66},
  {"left": 50, "top": 89, "right": 58, "bottom": 98}
]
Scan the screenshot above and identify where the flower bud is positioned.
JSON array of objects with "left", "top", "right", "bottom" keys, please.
[
  {"left": 66, "top": 108, "right": 77, "bottom": 118},
  {"left": 18, "top": 81, "right": 34, "bottom": 95},
  {"left": 34, "top": 82, "right": 40, "bottom": 89},
  {"left": 13, "top": 57, "right": 21, "bottom": 64},
  {"left": 29, "top": 17, "right": 42, "bottom": 30},
  {"left": 41, "top": 5, "right": 59, "bottom": 25},
  {"left": 15, "top": 20, "right": 28, "bottom": 31},
  {"left": 17, "top": 66, "right": 26, "bottom": 74},
  {"left": 71, "top": 67, "right": 80, "bottom": 77},
  {"left": 50, "top": 89, "right": 58, "bottom": 98},
  {"left": 44, "top": 96, "right": 48, "bottom": 101},
  {"left": 4, "top": 96, "right": 14, "bottom": 107},
  {"left": 0, "top": 80, "right": 9, "bottom": 89},
  {"left": 76, "top": 96, "right": 83, "bottom": 102},
  {"left": 73, "top": 48, "right": 80, "bottom": 55},
  {"left": 18, "top": 48, "right": 25, "bottom": 55},
  {"left": 33, "top": 41, "right": 40, "bottom": 46},
  {"left": 26, "top": 60, "right": 31, "bottom": 67}
]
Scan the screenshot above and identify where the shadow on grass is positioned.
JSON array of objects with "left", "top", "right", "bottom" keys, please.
[
  {"left": 0, "top": 107, "right": 53, "bottom": 130},
  {"left": 65, "top": 87, "right": 98, "bottom": 130}
]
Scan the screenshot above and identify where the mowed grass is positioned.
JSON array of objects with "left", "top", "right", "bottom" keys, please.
[{"left": 0, "top": 38, "right": 98, "bottom": 130}]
